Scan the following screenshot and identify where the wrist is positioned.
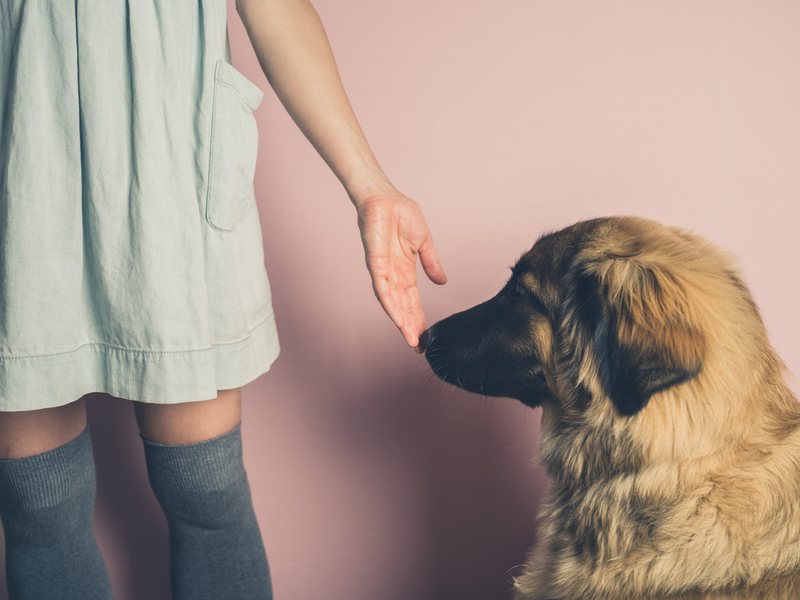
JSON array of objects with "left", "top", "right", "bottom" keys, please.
[{"left": 344, "top": 168, "right": 400, "bottom": 211}]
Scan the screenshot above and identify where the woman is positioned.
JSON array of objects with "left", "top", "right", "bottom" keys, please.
[{"left": 0, "top": 0, "right": 446, "bottom": 598}]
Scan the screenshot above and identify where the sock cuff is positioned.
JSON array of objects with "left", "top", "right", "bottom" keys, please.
[
  {"left": 0, "top": 425, "right": 95, "bottom": 510},
  {"left": 141, "top": 422, "right": 247, "bottom": 493}
]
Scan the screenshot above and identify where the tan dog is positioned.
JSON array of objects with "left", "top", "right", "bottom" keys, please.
[{"left": 421, "top": 217, "right": 800, "bottom": 599}]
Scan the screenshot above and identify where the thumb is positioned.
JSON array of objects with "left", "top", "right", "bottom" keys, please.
[{"left": 418, "top": 234, "right": 447, "bottom": 285}]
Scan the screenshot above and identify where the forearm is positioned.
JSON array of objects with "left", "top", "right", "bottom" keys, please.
[{"left": 236, "top": 0, "right": 393, "bottom": 207}]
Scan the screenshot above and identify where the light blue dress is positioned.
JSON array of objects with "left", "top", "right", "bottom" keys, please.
[{"left": 0, "top": 0, "right": 280, "bottom": 411}]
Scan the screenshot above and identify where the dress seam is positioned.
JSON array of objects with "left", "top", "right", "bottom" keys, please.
[{"left": 0, "top": 314, "right": 274, "bottom": 361}]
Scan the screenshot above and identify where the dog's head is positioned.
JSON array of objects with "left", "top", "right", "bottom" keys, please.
[{"left": 421, "top": 217, "right": 726, "bottom": 419}]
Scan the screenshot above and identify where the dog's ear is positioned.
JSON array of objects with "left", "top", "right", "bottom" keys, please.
[{"left": 565, "top": 237, "right": 706, "bottom": 416}]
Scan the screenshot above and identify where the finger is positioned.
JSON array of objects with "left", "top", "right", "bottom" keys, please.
[
  {"left": 381, "top": 282, "right": 424, "bottom": 349},
  {"left": 399, "top": 316, "right": 422, "bottom": 348},
  {"left": 418, "top": 235, "right": 447, "bottom": 285},
  {"left": 401, "top": 324, "right": 419, "bottom": 348},
  {"left": 399, "top": 289, "right": 426, "bottom": 348},
  {"left": 373, "top": 279, "right": 405, "bottom": 331}
]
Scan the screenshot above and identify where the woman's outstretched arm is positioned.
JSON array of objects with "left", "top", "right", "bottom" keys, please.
[{"left": 236, "top": 0, "right": 447, "bottom": 350}]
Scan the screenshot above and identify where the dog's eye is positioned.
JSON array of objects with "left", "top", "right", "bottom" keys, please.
[{"left": 511, "top": 281, "right": 548, "bottom": 315}]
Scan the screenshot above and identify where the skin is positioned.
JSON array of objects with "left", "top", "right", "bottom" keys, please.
[
  {"left": 0, "top": 391, "right": 242, "bottom": 459},
  {"left": 0, "top": 0, "right": 446, "bottom": 457},
  {"left": 236, "top": 0, "right": 447, "bottom": 350},
  {"left": 0, "top": 399, "right": 89, "bottom": 460}
]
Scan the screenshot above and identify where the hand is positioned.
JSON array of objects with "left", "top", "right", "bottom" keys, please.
[{"left": 356, "top": 193, "right": 447, "bottom": 352}]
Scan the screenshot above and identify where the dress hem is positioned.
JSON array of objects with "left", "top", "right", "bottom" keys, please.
[{"left": 0, "top": 314, "right": 280, "bottom": 412}]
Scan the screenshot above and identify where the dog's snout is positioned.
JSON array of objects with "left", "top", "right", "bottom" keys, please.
[{"left": 419, "top": 328, "right": 434, "bottom": 352}]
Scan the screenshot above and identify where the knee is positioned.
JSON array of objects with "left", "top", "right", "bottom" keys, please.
[
  {"left": 0, "top": 426, "right": 97, "bottom": 546},
  {"left": 160, "top": 478, "right": 256, "bottom": 530},
  {"left": 142, "top": 423, "right": 256, "bottom": 529}
]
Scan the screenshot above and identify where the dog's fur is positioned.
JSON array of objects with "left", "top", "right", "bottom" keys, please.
[{"left": 421, "top": 217, "right": 800, "bottom": 600}]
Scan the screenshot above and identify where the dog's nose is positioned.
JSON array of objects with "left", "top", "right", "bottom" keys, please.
[{"left": 419, "top": 328, "right": 434, "bottom": 352}]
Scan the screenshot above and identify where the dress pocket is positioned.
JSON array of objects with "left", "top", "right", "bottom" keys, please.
[{"left": 206, "top": 60, "right": 265, "bottom": 232}]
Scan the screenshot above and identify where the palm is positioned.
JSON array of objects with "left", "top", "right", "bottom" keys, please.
[{"left": 357, "top": 194, "right": 446, "bottom": 350}]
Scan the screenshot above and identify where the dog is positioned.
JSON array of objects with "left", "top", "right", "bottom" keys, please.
[{"left": 420, "top": 216, "right": 800, "bottom": 600}]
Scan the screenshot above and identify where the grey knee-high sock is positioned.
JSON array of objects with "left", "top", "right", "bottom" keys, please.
[
  {"left": 0, "top": 426, "right": 113, "bottom": 600},
  {"left": 142, "top": 423, "right": 272, "bottom": 600}
]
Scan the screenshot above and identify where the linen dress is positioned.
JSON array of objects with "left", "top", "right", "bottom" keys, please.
[{"left": 0, "top": 0, "right": 280, "bottom": 411}]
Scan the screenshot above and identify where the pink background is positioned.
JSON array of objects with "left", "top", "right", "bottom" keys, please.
[{"left": 2, "top": 1, "right": 799, "bottom": 598}]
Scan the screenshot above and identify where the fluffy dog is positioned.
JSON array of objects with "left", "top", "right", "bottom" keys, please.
[{"left": 421, "top": 217, "right": 800, "bottom": 600}]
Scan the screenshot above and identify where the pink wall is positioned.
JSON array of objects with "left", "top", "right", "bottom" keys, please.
[{"left": 2, "top": 1, "right": 799, "bottom": 599}]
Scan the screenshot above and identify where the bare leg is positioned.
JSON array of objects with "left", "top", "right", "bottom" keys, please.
[
  {"left": 133, "top": 387, "right": 242, "bottom": 444},
  {"left": 0, "top": 398, "right": 88, "bottom": 459}
]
